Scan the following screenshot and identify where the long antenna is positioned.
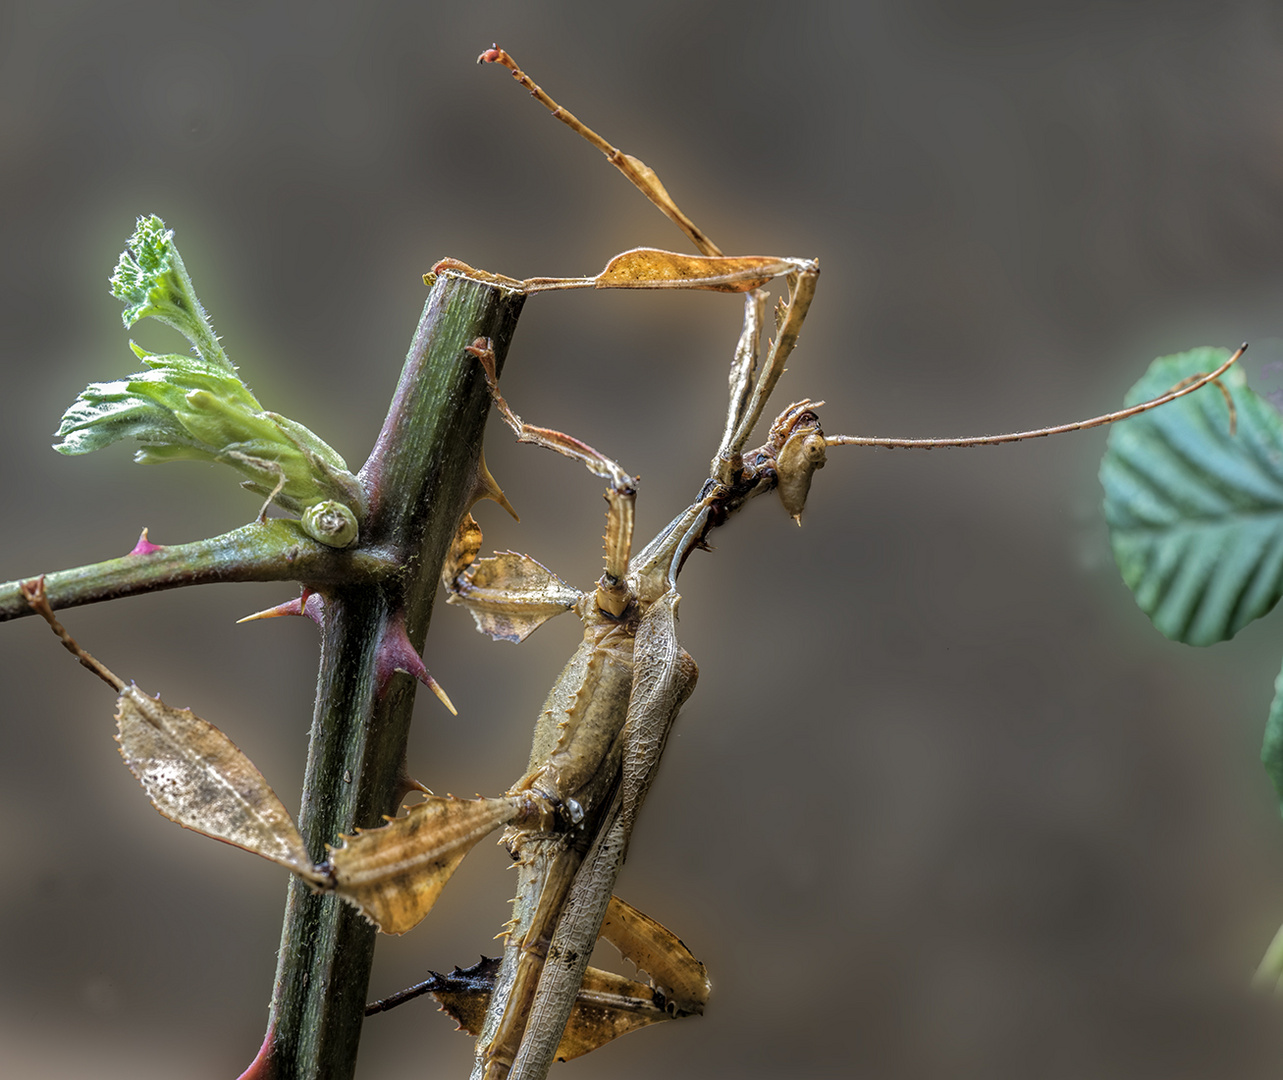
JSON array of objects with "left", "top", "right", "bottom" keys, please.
[{"left": 827, "top": 344, "right": 1246, "bottom": 449}]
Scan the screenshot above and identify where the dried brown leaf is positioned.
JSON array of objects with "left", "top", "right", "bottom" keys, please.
[
  {"left": 595, "top": 249, "right": 807, "bottom": 293},
  {"left": 330, "top": 795, "right": 519, "bottom": 934},
  {"left": 115, "top": 686, "right": 324, "bottom": 882},
  {"left": 449, "top": 552, "right": 582, "bottom": 643}
]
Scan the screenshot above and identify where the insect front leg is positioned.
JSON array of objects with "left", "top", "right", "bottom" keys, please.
[{"left": 467, "top": 337, "right": 635, "bottom": 610}]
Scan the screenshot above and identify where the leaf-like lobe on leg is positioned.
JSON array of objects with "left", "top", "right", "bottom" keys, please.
[
  {"left": 329, "top": 795, "right": 520, "bottom": 934},
  {"left": 115, "top": 686, "right": 323, "bottom": 882},
  {"left": 599, "top": 894, "right": 710, "bottom": 1016},
  {"left": 424, "top": 955, "right": 675, "bottom": 1061},
  {"left": 442, "top": 513, "right": 484, "bottom": 588},
  {"left": 449, "top": 551, "right": 582, "bottom": 643}
]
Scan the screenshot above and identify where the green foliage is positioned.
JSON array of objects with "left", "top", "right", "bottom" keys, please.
[
  {"left": 108, "top": 213, "right": 227, "bottom": 366},
  {"left": 56, "top": 216, "right": 362, "bottom": 546},
  {"left": 1100, "top": 348, "right": 1283, "bottom": 646},
  {"left": 1103, "top": 347, "right": 1283, "bottom": 968}
]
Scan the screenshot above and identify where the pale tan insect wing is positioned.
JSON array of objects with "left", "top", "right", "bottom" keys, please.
[
  {"left": 552, "top": 966, "right": 676, "bottom": 1059},
  {"left": 114, "top": 685, "right": 323, "bottom": 882}
]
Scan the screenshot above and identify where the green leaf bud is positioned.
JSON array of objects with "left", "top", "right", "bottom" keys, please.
[{"left": 301, "top": 500, "right": 360, "bottom": 548}]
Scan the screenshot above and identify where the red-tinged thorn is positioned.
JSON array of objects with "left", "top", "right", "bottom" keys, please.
[
  {"left": 238, "top": 589, "right": 323, "bottom": 626},
  {"left": 376, "top": 613, "right": 458, "bottom": 714},
  {"left": 128, "top": 527, "right": 164, "bottom": 557},
  {"left": 236, "top": 1025, "right": 276, "bottom": 1080},
  {"left": 477, "top": 45, "right": 502, "bottom": 65}
]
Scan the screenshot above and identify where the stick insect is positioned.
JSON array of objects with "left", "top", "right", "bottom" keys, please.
[
  {"left": 16, "top": 45, "right": 1245, "bottom": 1080},
  {"left": 291, "top": 48, "right": 1249, "bottom": 1078}
]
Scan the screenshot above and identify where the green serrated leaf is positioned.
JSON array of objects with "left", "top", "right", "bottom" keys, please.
[
  {"left": 1101, "top": 347, "right": 1283, "bottom": 645},
  {"left": 109, "top": 215, "right": 230, "bottom": 370}
]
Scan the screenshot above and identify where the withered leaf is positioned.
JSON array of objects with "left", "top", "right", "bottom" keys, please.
[
  {"left": 115, "top": 685, "right": 325, "bottom": 883},
  {"left": 449, "top": 552, "right": 582, "bottom": 643},
  {"left": 430, "top": 956, "right": 674, "bottom": 1061},
  {"left": 594, "top": 249, "right": 807, "bottom": 293},
  {"left": 330, "top": 795, "right": 519, "bottom": 934}
]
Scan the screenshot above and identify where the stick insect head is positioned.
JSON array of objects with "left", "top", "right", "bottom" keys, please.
[{"left": 766, "top": 400, "right": 828, "bottom": 524}]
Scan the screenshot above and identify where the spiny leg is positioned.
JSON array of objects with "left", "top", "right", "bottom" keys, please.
[
  {"left": 714, "top": 265, "right": 820, "bottom": 484},
  {"left": 711, "top": 290, "right": 767, "bottom": 474}
]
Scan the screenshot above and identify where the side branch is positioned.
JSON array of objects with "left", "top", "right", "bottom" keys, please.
[{"left": 0, "top": 519, "right": 397, "bottom": 623}]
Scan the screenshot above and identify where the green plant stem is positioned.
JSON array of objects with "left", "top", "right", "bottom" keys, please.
[
  {"left": 259, "top": 271, "right": 525, "bottom": 1080},
  {"left": 0, "top": 520, "right": 394, "bottom": 622}
]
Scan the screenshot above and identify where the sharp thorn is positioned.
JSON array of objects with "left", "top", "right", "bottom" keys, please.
[{"left": 128, "top": 527, "right": 164, "bottom": 557}]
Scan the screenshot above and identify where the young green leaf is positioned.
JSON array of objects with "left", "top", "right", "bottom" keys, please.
[
  {"left": 1100, "top": 348, "right": 1283, "bottom": 645},
  {"left": 109, "top": 213, "right": 230, "bottom": 368},
  {"left": 56, "top": 216, "right": 363, "bottom": 546}
]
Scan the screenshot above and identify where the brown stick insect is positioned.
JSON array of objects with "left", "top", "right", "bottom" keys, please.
[
  {"left": 333, "top": 49, "right": 1243, "bottom": 1080},
  {"left": 17, "top": 44, "right": 1245, "bottom": 1080}
]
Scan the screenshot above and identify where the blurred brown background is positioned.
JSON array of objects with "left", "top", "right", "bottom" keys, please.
[{"left": 5, "top": 2, "right": 1283, "bottom": 1077}]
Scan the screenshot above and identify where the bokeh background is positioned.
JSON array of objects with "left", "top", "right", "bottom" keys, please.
[{"left": 5, "top": 2, "right": 1283, "bottom": 1077}]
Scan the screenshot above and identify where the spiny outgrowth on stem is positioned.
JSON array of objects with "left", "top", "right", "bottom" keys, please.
[
  {"left": 56, "top": 215, "right": 364, "bottom": 547},
  {"left": 127, "top": 527, "right": 164, "bottom": 557},
  {"left": 238, "top": 588, "right": 325, "bottom": 626},
  {"left": 375, "top": 610, "right": 456, "bottom": 714}
]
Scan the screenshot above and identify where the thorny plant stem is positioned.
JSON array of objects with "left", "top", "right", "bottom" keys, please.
[
  {"left": 5, "top": 269, "right": 525, "bottom": 1080},
  {"left": 257, "top": 272, "right": 525, "bottom": 1080}
]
